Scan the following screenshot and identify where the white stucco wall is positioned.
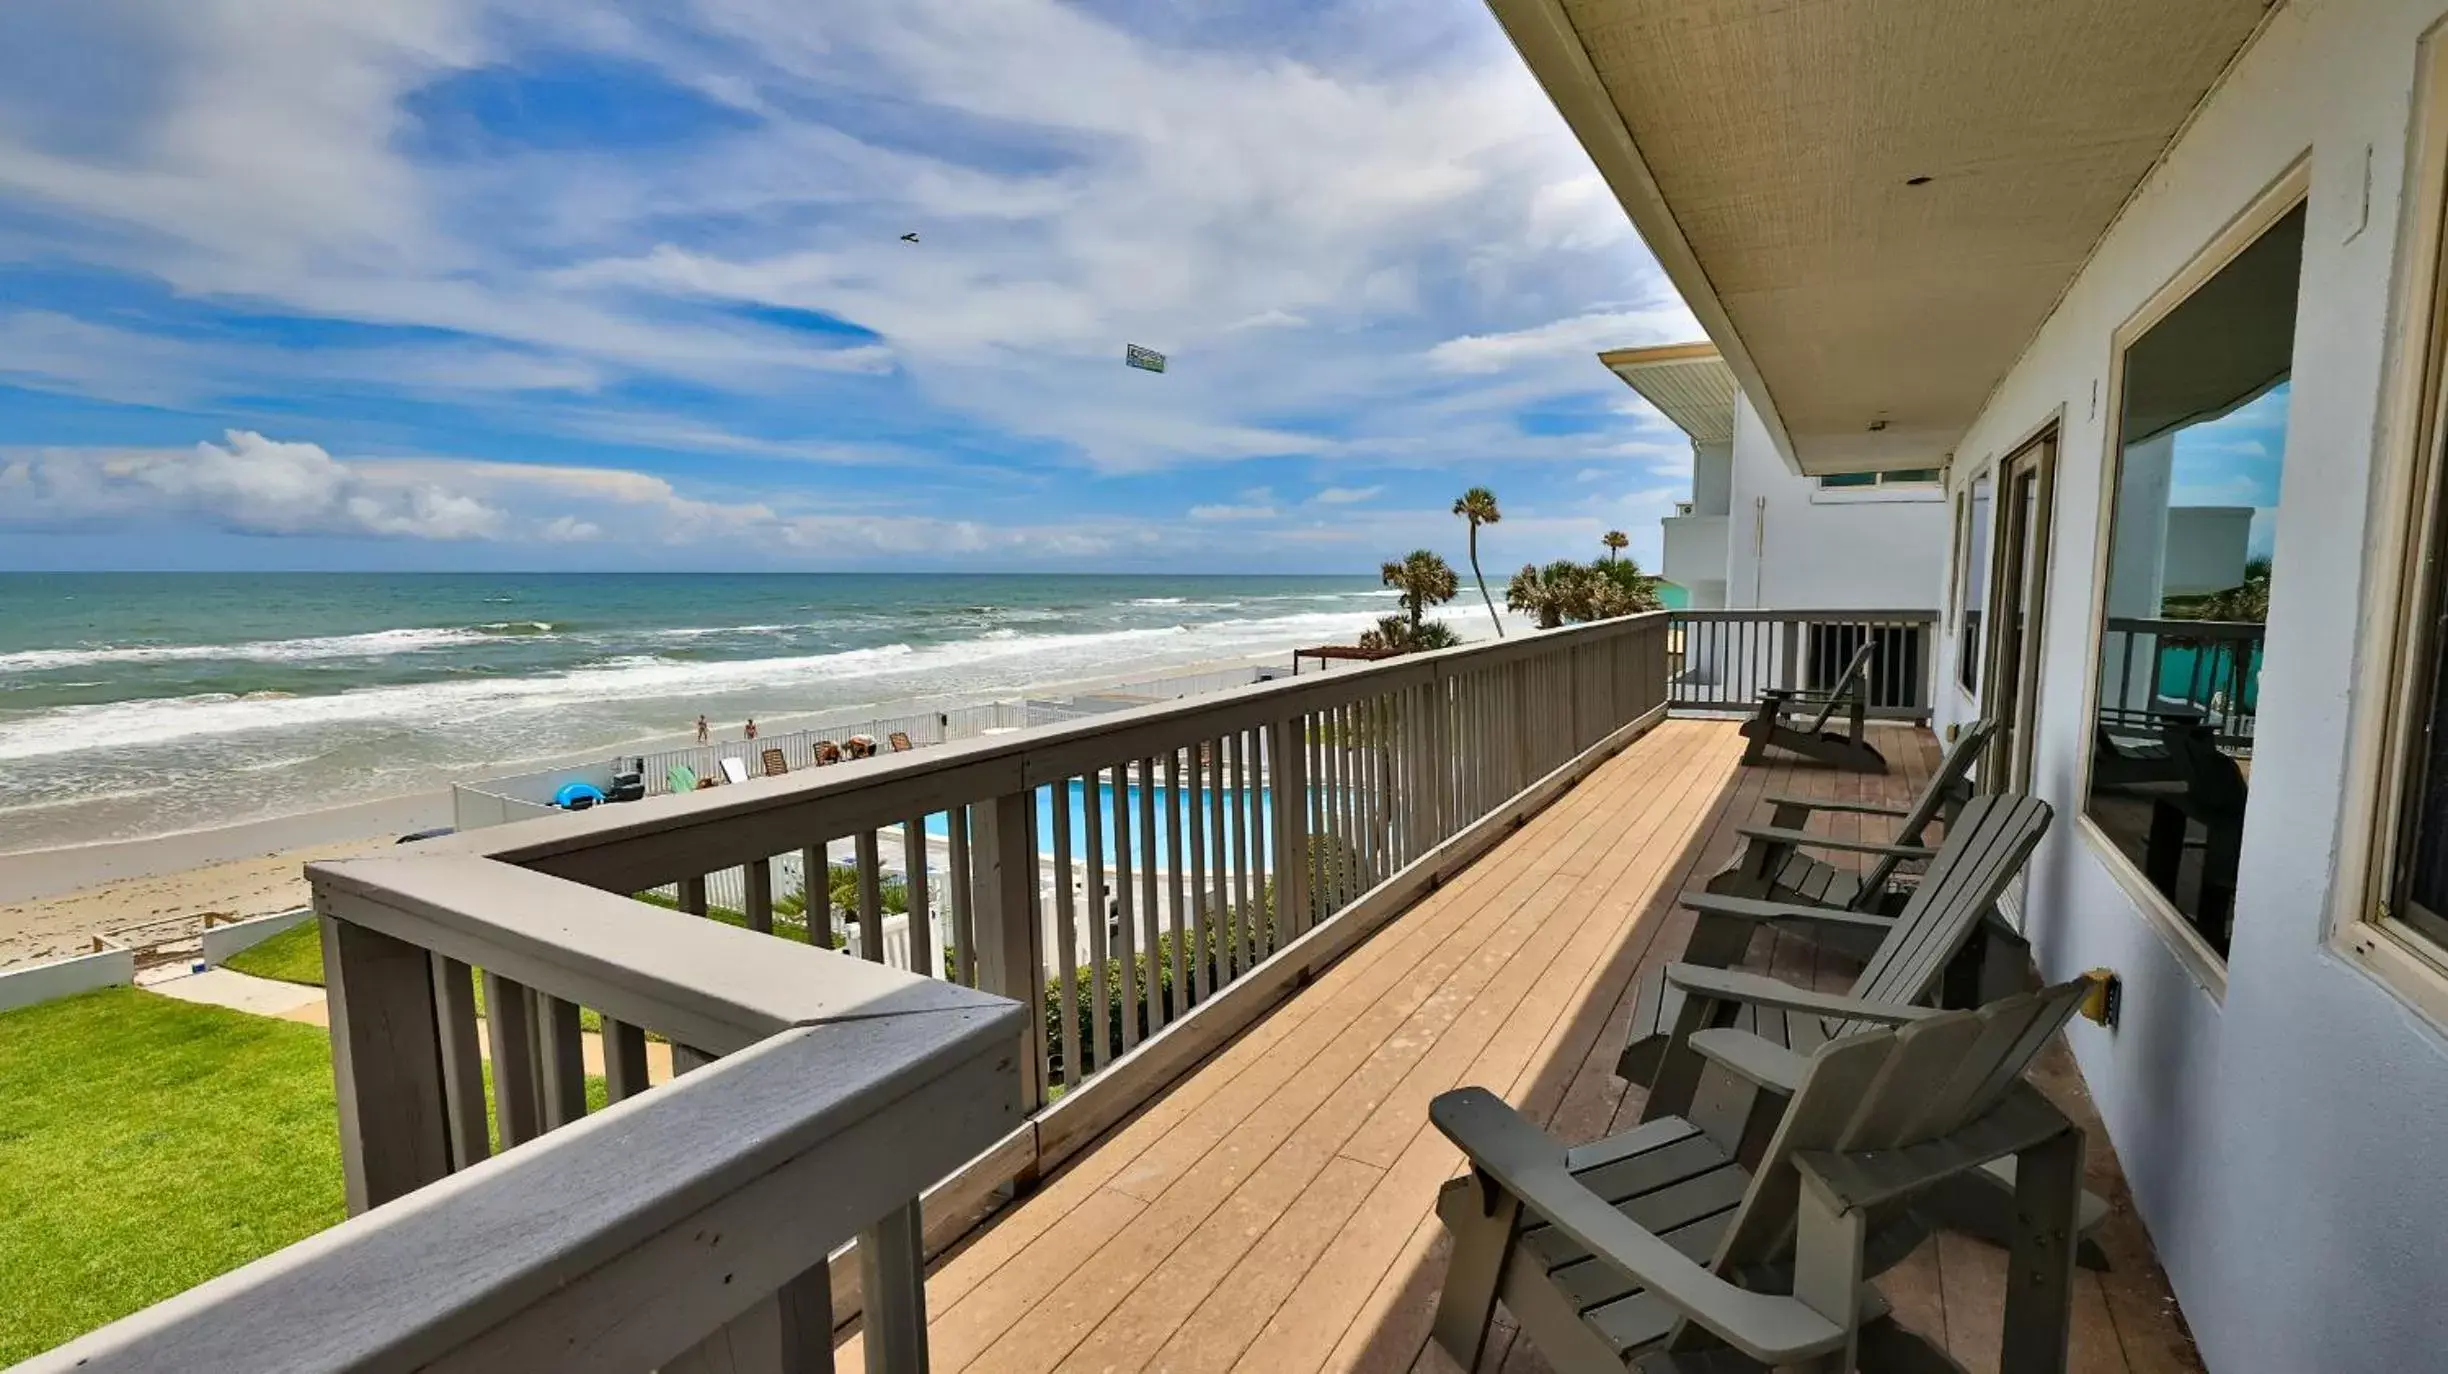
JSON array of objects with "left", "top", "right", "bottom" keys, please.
[
  {"left": 1724, "top": 395, "right": 1950, "bottom": 610},
  {"left": 1927, "top": 6, "right": 2448, "bottom": 1369}
]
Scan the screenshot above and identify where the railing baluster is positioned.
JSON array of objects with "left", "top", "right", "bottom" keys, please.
[
  {"left": 482, "top": 969, "right": 542, "bottom": 1150},
  {"left": 947, "top": 811, "right": 975, "bottom": 985},
  {"left": 1084, "top": 772, "right": 1113, "bottom": 1070},
  {"left": 1271, "top": 714, "right": 1311, "bottom": 939},
  {"left": 746, "top": 856, "right": 774, "bottom": 935},
  {"left": 322, "top": 916, "right": 453, "bottom": 1214},
  {"left": 538, "top": 995, "right": 587, "bottom": 1130},
  {"left": 1186, "top": 746, "right": 1210, "bottom": 1004},
  {"left": 1235, "top": 729, "right": 1260, "bottom": 964},
  {"left": 431, "top": 953, "right": 489, "bottom": 1171},
  {"left": 856, "top": 829, "right": 885, "bottom": 968},
  {"left": 1136, "top": 755, "right": 1163, "bottom": 1033},
  {"left": 1053, "top": 780, "right": 1082, "bottom": 1090},
  {"left": 859, "top": 1201, "right": 930, "bottom": 1374},
  {"left": 601, "top": 1018, "right": 651, "bottom": 1103},
  {"left": 1205, "top": 737, "right": 1229, "bottom": 986},
  {"left": 1110, "top": 763, "right": 1140, "bottom": 1052},
  {"left": 901, "top": 821, "right": 930, "bottom": 970},
  {"left": 1169, "top": 748, "right": 1190, "bottom": 1009}
]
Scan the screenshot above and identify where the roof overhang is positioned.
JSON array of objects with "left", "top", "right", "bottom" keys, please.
[
  {"left": 1489, "top": 0, "right": 2272, "bottom": 475},
  {"left": 1599, "top": 342, "right": 1735, "bottom": 446}
]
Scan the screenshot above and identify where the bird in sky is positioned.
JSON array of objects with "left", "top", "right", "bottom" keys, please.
[{"left": 900, "top": 232, "right": 920, "bottom": 243}]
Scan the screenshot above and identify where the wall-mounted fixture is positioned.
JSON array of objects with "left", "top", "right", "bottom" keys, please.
[
  {"left": 2079, "top": 968, "right": 2122, "bottom": 1028},
  {"left": 1905, "top": 175, "right": 1933, "bottom": 186}
]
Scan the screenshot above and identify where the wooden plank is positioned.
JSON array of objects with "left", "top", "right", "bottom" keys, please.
[
  {"left": 431, "top": 953, "right": 490, "bottom": 1171},
  {"left": 321, "top": 915, "right": 452, "bottom": 1213},
  {"left": 481, "top": 969, "right": 542, "bottom": 1150}
]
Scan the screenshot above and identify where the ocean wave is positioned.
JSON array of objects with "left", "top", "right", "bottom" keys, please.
[
  {"left": 0, "top": 607, "right": 1399, "bottom": 762},
  {"left": 1130, "top": 596, "right": 1187, "bottom": 606},
  {"left": 0, "top": 625, "right": 522, "bottom": 672}
]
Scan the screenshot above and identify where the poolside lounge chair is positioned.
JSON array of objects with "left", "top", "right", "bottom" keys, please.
[
  {"left": 664, "top": 763, "right": 698, "bottom": 795},
  {"left": 761, "top": 747, "right": 789, "bottom": 778},
  {"left": 846, "top": 734, "right": 878, "bottom": 759},
  {"left": 1739, "top": 640, "right": 1886, "bottom": 773},
  {"left": 718, "top": 756, "right": 751, "bottom": 785},
  {"left": 1430, "top": 978, "right": 2096, "bottom": 1374},
  {"left": 815, "top": 740, "right": 844, "bottom": 766},
  {"left": 888, "top": 731, "right": 914, "bottom": 752},
  {"left": 1701, "top": 720, "right": 1993, "bottom": 958}
]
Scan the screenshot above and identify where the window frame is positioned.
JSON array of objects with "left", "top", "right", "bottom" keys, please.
[
  {"left": 2071, "top": 158, "right": 2311, "bottom": 1001},
  {"left": 1954, "top": 467, "right": 1994, "bottom": 700},
  {"left": 2343, "top": 26, "right": 2448, "bottom": 1033}
]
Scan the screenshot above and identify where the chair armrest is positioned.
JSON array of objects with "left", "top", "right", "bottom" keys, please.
[
  {"left": 1678, "top": 891, "right": 1899, "bottom": 934},
  {"left": 1662, "top": 963, "right": 1942, "bottom": 1024},
  {"left": 1792, "top": 1083, "right": 2071, "bottom": 1216},
  {"left": 1687, "top": 1028, "right": 1808, "bottom": 1095},
  {"left": 1759, "top": 795, "right": 1916, "bottom": 819},
  {"left": 1735, "top": 825, "right": 1937, "bottom": 860},
  {"left": 1429, "top": 1088, "right": 1849, "bottom": 1364}
]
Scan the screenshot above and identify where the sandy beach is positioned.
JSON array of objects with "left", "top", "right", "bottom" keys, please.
[{"left": 0, "top": 834, "right": 393, "bottom": 968}]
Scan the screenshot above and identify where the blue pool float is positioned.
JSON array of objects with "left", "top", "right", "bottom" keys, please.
[{"left": 555, "top": 781, "right": 607, "bottom": 810}]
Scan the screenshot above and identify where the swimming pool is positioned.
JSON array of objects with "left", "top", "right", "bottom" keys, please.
[{"left": 923, "top": 779, "right": 1282, "bottom": 866}]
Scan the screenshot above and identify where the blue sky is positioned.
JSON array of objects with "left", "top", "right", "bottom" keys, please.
[
  {"left": 0, "top": 0, "right": 1702, "bottom": 574},
  {"left": 2171, "top": 382, "right": 2290, "bottom": 560}
]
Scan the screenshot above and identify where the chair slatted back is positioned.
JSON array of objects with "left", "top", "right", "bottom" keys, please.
[
  {"left": 1802, "top": 641, "right": 1879, "bottom": 734},
  {"left": 760, "top": 748, "right": 789, "bottom": 778},
  {"left": 1709, "top": 978, "right": 2091, "bottom": 1276},
  {"left": 1838, "top": 795, "right": 2052, "bottom": 1036},
  {"left": 1855, "top": 719, "right": 1996, "bottom": 895}
]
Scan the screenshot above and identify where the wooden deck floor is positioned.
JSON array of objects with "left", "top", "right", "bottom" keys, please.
[{"left": 846, "top": 718, "right": 2201, "bottom": 1374}]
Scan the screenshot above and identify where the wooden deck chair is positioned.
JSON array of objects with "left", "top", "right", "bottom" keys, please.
[
  {"left": 1431, "top": 979, "right": 2096, "bottom": 1374},
  {"left": 1706, "top": 720, "right": 1994, "bottom": 947},
  {"left": 815, "top": 739, "right": 844, "bottom": 766},
  {"left": 888, "top": 731, "right": 914, "bottom": 752},
  {"left": 1623, "top": 795, "right": 2051, "bottom": 1091},
  {"left": 760, "top": 747, "right": 789, "bottom": 778},
  {"left": 1739, "top": 640, "right": 1886, "bottom": 773}
]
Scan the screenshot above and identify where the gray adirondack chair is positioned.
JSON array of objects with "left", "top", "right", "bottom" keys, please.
[
  {"left": 1704, "top": 721, "right": 1995, "bottom": 960},
  {"left": 1624, "top": 794, "right": 2052, "bottom": 1090},
  {"left": 1431, "top": 979, "right": 2096, "bottom": 1373},
  {"left": 1740, "top": 641, "right": 1886, "bottom": 774}
]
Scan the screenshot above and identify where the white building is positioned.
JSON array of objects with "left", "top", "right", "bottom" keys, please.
[
  {"left": 1500, "top": 1, "right": 2448, "bottom": 1369},
  {"left": 1602, "top": 341, "right": 1951, "bottom": 611}
]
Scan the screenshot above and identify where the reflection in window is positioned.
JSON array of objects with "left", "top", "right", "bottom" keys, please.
[
  {"left": 2088, "top": 203, "right": 2302, "bottom": 962},
  {"left": 1958, "top": 476, "right": 1991, "bottom": 694}
]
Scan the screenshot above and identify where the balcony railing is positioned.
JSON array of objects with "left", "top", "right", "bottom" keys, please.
[
  {"left": 1666, "top": 608, "right": 1939, "bottom": 720},
  {"left": 2099, "top": 615, "right": 2262, "bottom": 751},
  {"left": 22, "top": 612, "right": 1672, "bottom": 1374}
]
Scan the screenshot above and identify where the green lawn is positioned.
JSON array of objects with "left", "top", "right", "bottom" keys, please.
[
  {"left": 219, "top": 919, "right": 324, "bottom": 985},
  {"left": 0, "top": 989, "right": 346, "bottom": 1365}
]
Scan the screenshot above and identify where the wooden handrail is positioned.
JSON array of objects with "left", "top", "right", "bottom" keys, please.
[{"left": 21, "top": 890, "right": 1023, "bottom": 1374}]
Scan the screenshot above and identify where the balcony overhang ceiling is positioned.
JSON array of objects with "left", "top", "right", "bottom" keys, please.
[
  {"left": 1490, "top": 0, "right": 2273, "bottom": 475},
  {"left": 1600, "top": 342, "right": 1736, "bottom": 446}
]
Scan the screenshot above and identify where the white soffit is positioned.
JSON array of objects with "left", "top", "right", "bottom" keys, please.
[
  {"left": 1491, "top": 0, "right": 2271, "bottom": 474},
  {"left": 1600, "top": 341, "right": 1736, "bottom": 445}
]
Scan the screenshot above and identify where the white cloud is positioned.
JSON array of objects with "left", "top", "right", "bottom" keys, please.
[
  {"left": 2, "top": 431, "right": 509, "bottom": 540},
  {"left": 1189, "top": 502, "right": 1279, "bottom": 521},
  {"left": 1426, "top": 304, "right": 1704, "bottom": 375},
  {"left": 1313, "top": 485, "right": 1384, "bottom": 504}
]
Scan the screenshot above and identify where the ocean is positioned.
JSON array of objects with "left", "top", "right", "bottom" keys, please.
[{"left": 0, "top": 572, "right": 1442, "bottom": 852}]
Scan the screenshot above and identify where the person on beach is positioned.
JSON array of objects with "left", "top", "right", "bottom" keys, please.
[
  {"left": 695, "top": 714, "right": 710, "bottom": 744},
  {"left": 744, "top": 718, "right": 758, "bottom": 740}
]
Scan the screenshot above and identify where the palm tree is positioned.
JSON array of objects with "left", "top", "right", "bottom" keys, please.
[
  {"left": 1452, "top": 487, "right": 1504, "bottom": 638},
  {"left": 1601, "top": 529, "right": 1629, "bottom": 563},
  {"left": 1379, "top": 548, "right": 1460, "bottom": 636},
  {"left": 1505, "top": 560, "right": 1584, "bottom": 630}
]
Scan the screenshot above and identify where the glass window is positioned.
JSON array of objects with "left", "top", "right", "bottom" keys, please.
[
  {"left": 2086, "top": 203, "right": 2302, "bottom": 963},
  {"left": 1958, "top": 475, "right": 1991, "bottom": 694},
  {"left": 1818, "top": 468, "right": 1940, "bottom": 489}
]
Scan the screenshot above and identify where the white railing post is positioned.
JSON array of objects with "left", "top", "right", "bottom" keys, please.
[
  {"left": 859, "top": 1200, "right": 930, "bottom": 1374},
  {"left": 1269, "top": 715, "right": 1311, "bottom": 939}
]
